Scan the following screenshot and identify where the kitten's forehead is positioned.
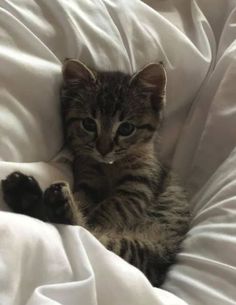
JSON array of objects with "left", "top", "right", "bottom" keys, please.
[
  {"left": 82, "top": 70, "right": 155, "bottom": 121},
  {"left": 92, "top": 71, "right": 131, "bottom": 117}
]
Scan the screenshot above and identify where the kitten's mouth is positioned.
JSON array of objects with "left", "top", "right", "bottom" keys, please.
[
  {"left": 96, "top": 155, "right": 116, "bottom": 165},
  {"left": 100, "top": 158, "right": 115, "bottom": 165}
]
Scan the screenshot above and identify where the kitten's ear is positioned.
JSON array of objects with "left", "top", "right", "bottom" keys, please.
[
  {"left": 62, "top": 59, "right": 96, "bottom": 83},
  {"left": 130, "top": 63, "right": 167, "bottom": 97}
]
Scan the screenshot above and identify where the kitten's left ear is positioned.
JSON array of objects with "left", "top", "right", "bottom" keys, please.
[
  {"left": 62, "top": 59, "right": 96, "bottom": 84},
  {"left": 130, "top": 62, "right": 167, "bottom": 98}
]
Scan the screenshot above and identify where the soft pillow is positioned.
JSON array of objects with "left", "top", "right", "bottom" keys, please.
[
  {"left": 164, "top": 147, "right": 236, "bottom": 304},
  {"left": 165, "top": 2, "right": 236, "bottom": 303}
]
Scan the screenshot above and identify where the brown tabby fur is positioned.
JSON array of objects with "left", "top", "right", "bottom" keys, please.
[{"left": 1, "top": 59, "right": 190, "bottom": 287}]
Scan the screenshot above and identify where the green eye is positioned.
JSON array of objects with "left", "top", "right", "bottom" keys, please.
[
  {"left": 81, "top": 118, "right": 97, "bottom": 132},
  {"left": 117, "top": 122, "right": 136, "bottom": 137}
]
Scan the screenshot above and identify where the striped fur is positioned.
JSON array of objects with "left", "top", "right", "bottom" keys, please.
[{"left": 59, "top": 60, "right": 190, "bottom": 286}]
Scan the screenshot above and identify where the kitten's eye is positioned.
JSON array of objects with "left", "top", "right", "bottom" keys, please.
[
  {"left": 117, "top": 122, "right": 135, "bottom": 137},
  {"left": 81, "top": 118, "right": 97, "bottom": 133}
]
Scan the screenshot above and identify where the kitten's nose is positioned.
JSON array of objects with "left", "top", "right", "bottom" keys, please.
[{"left": 96, "top": 139, "right": 113, "bottom": 156}]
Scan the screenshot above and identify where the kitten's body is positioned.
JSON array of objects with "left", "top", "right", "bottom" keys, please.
[
  {"left": 72, "top": 152, "right": 189, "bottom": 286},
  {"left": 2, "top": 60, "right": 190, "bottom": 287}
]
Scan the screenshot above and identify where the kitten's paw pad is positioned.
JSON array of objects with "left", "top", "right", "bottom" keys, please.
[
  {"left": 44, "top": 182, "right": 71, "bottom": 208},
  {"left": 1, "top": 171, "right": 43, "bottom": 212}
]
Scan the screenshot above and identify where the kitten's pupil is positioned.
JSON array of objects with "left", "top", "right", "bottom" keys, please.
[
  {"left": 82, "top": 118, "right": 97, "bottom": 133},
  {"left": 117, "top": 122, "right": 135, "bottom": 136}
]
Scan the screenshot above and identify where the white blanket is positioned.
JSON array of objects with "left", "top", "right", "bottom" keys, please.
[{"left": 0, "top": 1, "right": 236, "bottom": 304}]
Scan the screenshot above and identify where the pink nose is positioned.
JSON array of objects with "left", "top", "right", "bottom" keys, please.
[{"left": 96, "top": 139, "right": 113, "bottom": 156}]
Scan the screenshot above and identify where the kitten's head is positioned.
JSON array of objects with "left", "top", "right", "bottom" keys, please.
[{"left": 61, "top": 59, "right": 166, "bottom": 164}]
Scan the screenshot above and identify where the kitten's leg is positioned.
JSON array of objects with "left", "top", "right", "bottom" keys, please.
[
  {"left": 92, "top": 231, "right": 173, "bottom": 287},
  {"left": 1, "top": 171, "right": 46, "bottom": 220},
  {"left": 43, "top": 182, "right": 84, "bottom": 225}
]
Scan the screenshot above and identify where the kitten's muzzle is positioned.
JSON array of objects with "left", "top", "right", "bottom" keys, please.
[{"left": 96, "top": 138, "right": 114, "bottom": 157}]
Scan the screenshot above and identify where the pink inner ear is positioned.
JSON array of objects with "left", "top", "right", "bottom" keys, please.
[{"left": 63, "top": 60, "right": 96, "bottom": 83}]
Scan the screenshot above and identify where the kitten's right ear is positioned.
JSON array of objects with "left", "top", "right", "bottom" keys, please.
[
  {"left": 62, "top": 59, "right": 96, "bottom": 84},
  {"left": 130, "top": 63, "right": 166, "bottom": 97}
]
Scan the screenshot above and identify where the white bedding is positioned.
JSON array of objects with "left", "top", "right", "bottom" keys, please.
[{"left": 0, "top": 1, "right": 236, "bottom": 304}]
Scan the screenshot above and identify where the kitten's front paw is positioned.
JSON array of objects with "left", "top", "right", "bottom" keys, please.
[
  {"left": 1, "top": 171, "right": 43, "bottom": 214},
  {"left": 43, "top": 182, "right": 75, "bottom": 224},
  {"left": 44, "top": 182, "right": 70, "bottom": 207}
]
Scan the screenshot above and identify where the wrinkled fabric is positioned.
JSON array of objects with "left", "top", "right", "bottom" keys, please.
[
  {"left": 0, "top": 212, "right": 188, "bottom": 305},
  {"left": 0, "top": 0, "right": 236, "bottom": 304}
]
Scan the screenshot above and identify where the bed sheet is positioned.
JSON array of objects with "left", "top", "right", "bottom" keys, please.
[{"left": 0, "top": 0, "right": 236, "bottom": 304}]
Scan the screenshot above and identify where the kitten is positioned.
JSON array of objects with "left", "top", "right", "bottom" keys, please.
[{"left": 1, "top": 59, "right": 190, "bottom": 287}]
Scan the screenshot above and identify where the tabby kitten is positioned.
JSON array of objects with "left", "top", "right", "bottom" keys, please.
[{"left": 2, "top": 59, "right": 190, "bottom": 287}]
